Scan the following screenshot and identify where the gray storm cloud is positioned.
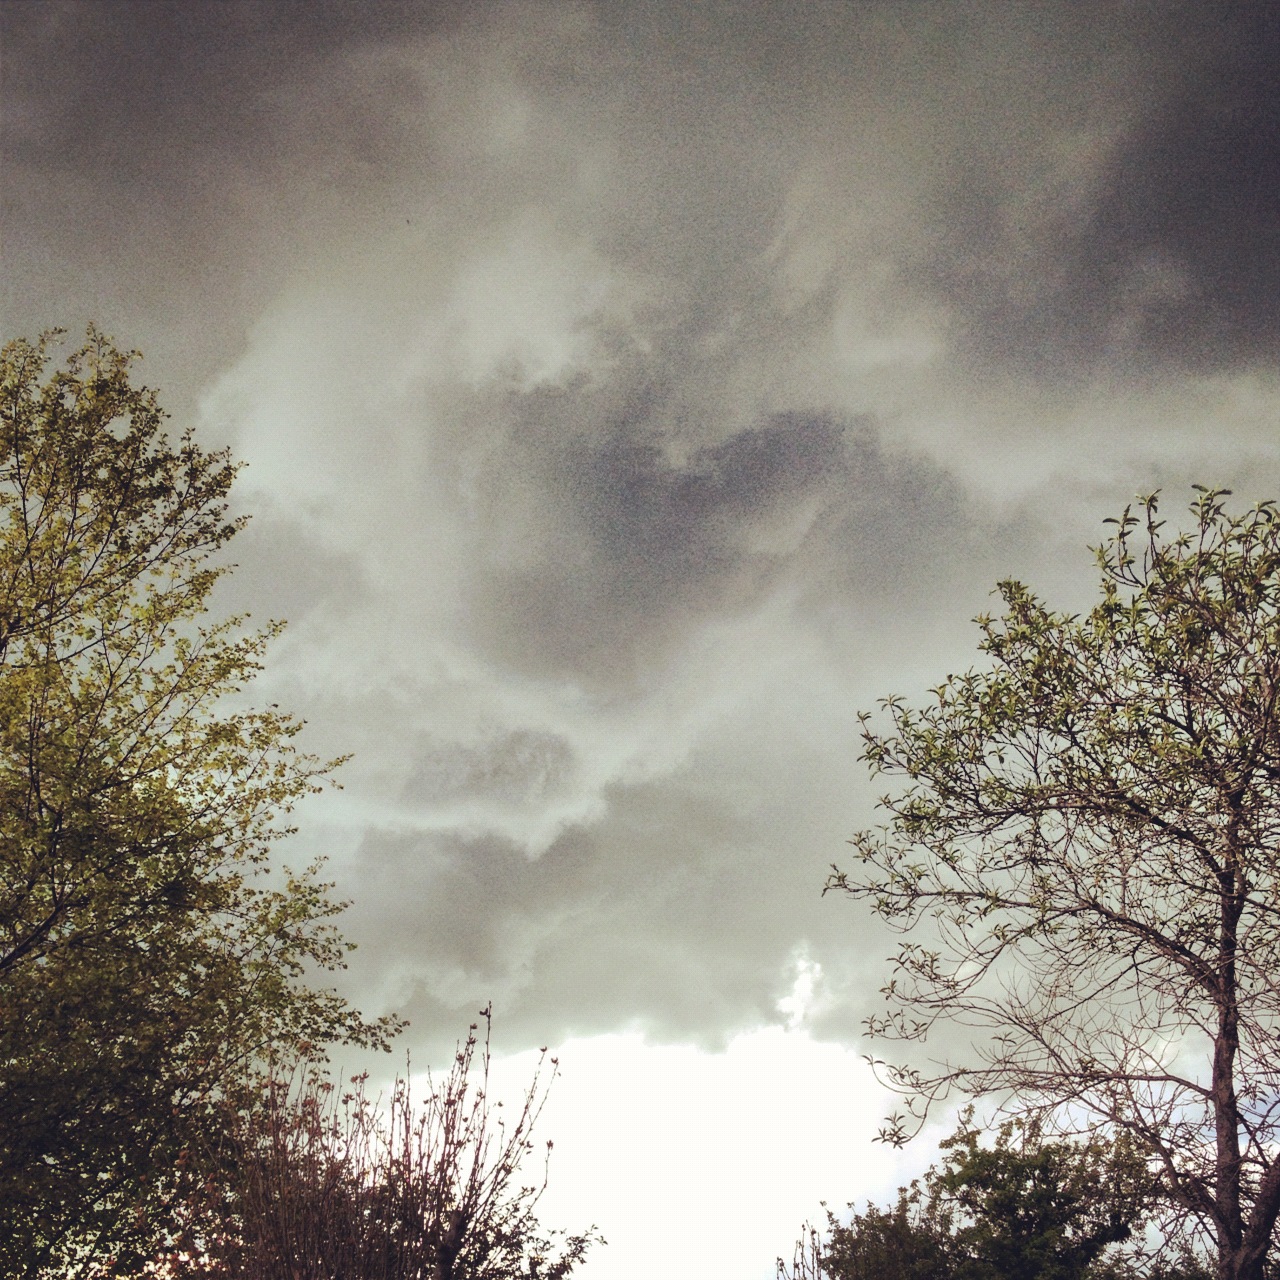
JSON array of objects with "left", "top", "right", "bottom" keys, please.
[
  {"left": 12, "top": 0, "right": 1275, "bottom": 389},
  {"left": 924, "top": 6, "right": 1280, "bottom": 378},
  {"left": 5, "top": 0, "right": 1280, "bottom": 1065}
]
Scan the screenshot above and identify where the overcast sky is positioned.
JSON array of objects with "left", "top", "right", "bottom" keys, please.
[{"left": 5, "top": 2, "right": 1280, "bottom": 1275}]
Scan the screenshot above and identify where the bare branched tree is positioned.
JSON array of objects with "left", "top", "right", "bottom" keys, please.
[
  {"left": 157, "top": 1008, "right": 600, "bottom": 1280},
  {"left": 829, "top": 491, "right": 1280, "bottom": 1280}
]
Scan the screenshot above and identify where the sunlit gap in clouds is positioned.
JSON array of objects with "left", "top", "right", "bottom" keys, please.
[{"left": 442, "top": 954, "right": 949, "bottom": 1280}]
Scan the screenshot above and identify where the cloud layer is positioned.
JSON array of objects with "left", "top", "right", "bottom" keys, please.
[{"left": 9, "top": 0, "right": 1280, "bottom": 1051}]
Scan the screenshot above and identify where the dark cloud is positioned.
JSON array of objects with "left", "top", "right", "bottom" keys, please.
[
  {"left": 1, "top": 0, "right": 462, "bottom": 174},
  {"left": 455, "top": 384, "right": 968, "bottom": 683},
  {"left": 923, "top": 2, "right": 1280, "bottom": 378},
  {"left": 575, "top": 413, "right": 845, "bottom": 595},
  {"left": 404, "top": 729, "right": 577, "bottom": 808},
  {"left": 13, "top": 0, "right": 1277, "bottom": 396},
  {"left": 1, "top": 0, "right": 468, "bottom": 404},
  {"left": 1069, "top": 6, "right": 1280, "bottom": 371}
]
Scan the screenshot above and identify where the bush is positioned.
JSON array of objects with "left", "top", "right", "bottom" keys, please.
[
  {"left": 779, "top": 1115, "right": 1184, "bottom": 1280},
  {"left": 161, "top": 1008, "right": 601, "bottom": 1280}
]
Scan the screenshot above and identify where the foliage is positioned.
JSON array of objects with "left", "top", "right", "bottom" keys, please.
[
  {"left": 160, "top": 1007, "right": 602, "bottom": 1279},
  {"left": 780, "top": 1118, "right": 1171, "bottom": 1280},
  {"left": 0, "top": 330, "right": 398, "bottom": 1277},
  {"left": 935, "top": 1116, "right": 1156, "bottom": 1279},
  {"left": 827, "top": 490, "right": 1280, "bottom": 1280},
  {"left": 780, "top": 1183, "right": 953, "bottom": 1280}
]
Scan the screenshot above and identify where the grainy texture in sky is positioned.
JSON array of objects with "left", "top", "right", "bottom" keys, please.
[{"left": 4, "top": 2, "right": 1279, "bottom": 1275}]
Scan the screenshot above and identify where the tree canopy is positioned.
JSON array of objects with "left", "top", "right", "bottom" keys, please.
[
  {"left": 829, "top": 490, "right": 1280, "bottom": 1280},
  {"left": 0, "top": 330, "right": 397, "bottom": 1277}
]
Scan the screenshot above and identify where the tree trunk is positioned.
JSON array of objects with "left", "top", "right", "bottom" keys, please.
[{"left": 433, "top": 1207, "right": 467, "bottom": 1280}]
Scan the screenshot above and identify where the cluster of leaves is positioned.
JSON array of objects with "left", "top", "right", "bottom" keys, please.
[{"left": 781, "top": 1117, "right": 1212, "bottom": 1280}]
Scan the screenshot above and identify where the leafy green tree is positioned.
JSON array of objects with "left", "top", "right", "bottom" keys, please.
[
  {"left": 936, "top": 1117, "right": 1154, "bottom": 1280},
  {"left": 0, "top": 330, "right": 398, "bottom": 1277},
  {"left": 781, "top": 1120, "right": 1164, "bottom": 1280},
  {"left": 807, "top": 1181, "right": 955, "bottom": 1280},
  {"left": 828, "top": 490, "right": 1280, "bottom": 1280}
]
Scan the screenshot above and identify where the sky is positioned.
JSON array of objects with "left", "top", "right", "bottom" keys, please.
[{"left": 4, "top": 1, "right": 1280, "bottom": 1275}]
